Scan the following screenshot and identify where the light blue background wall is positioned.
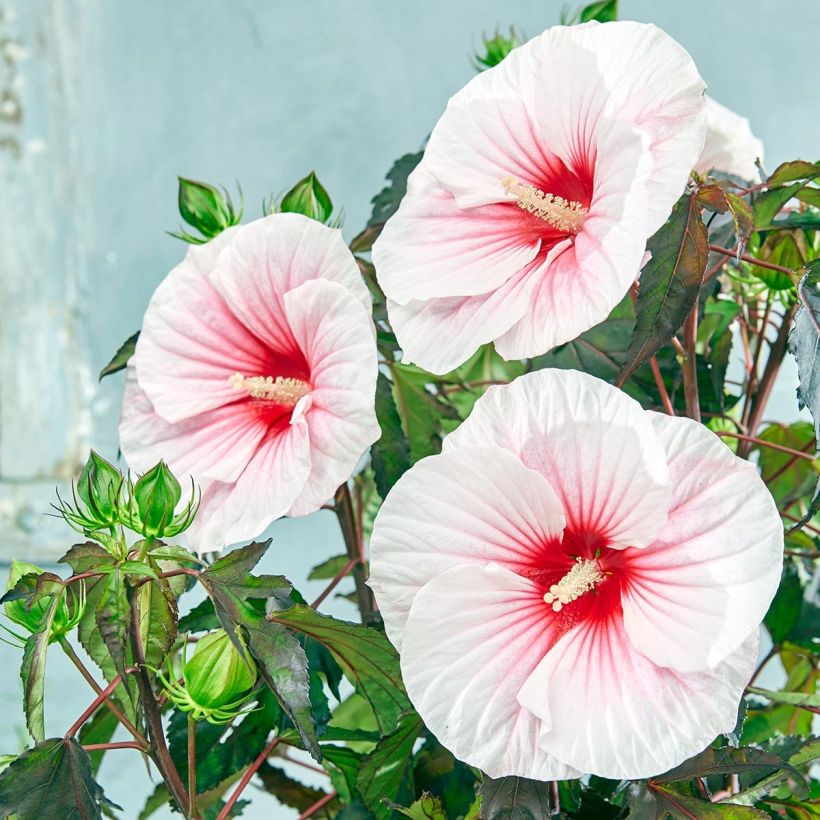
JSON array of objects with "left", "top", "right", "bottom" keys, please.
[{"left": 0, "top": 1, "right": 817, "bottom": 817}]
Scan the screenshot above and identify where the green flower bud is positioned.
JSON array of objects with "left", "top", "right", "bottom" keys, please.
[
  {"left": 3, "top": 560, "right": 85, "bottom": 640},
  {"left": 279, "top": 171, "right": 333, "bottom": 224},
  {"left": 76, "top": 451, "right": 122, "bottom": 527},
  {"left": 158, "top": 630, "right": 257, "bottom": 723},
  {"left": 473, "top": 27, "right": 522, "bottom": 71},
  {"left": 173, "top": 177, "right": 242, "bottom": 244},
  {"left": 132, "top": 461, "right": 181, "bottom": 538}
]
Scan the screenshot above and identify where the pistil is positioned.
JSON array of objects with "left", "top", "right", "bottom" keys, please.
[
  {"left": 501, "top": 175, "right": 588, "bottom": 233},
  {"left": 543, "top": 558, "right": 603, "bottom": 612},
  {"left": 229, "top": 373, "right": 310, "bottom": 407}
]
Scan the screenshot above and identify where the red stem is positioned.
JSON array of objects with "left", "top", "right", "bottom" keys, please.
[
  {"left": 310, "top": 557, "right": 359, "bottom": 609},
  {"left": 714, "top": 431, "right": 818, "bottom": 460},
  {"left": 217, "top": 736, "right": 282, "bottom": 820},
  {"left": 65, "top": 673, "right": 129, "bottom": 738},
  {"left": 681, "top": 303, "right": 701, "bottom": 423},
  {"left": 83, "top": 741, "right": 144, "bottom": 752},
  {"left": 299, "top": 791, "right": 337, "bottom": 819},
  {"left": 649, "top": 356, "right": 675, "bottom": 415},
  {"left": 708, "top": 244, "right": 794, "bottom": 275}
]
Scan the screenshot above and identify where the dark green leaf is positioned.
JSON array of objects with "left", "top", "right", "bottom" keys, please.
[
  {"left": 766, "top": 160, "right": 820, "bottom": 187},
  {"left": 372, "top": 372, "right": 411, "bottom": 499},
  {"left": 787, "top": 262, "right": 820, "bottom": 529},
  {"left": 270, "top": 604, "right": 411, "bottom": 735},
  {"left": 732, "top": 738, "right": 820, "bottom": 805},
  {"left": 579, "top": 0, "right": 618, "bottom": 22},
  {"left": 138, "top": 784, "right": 171, "bottom": 820},
  {"left": 99, "top": 331, "right": 139, "bottom": 380},
  {"left": 178, "top": 597, "right": 220, "bottom": 633},
  {"left": 413, "top": 735, "right": 479, "bottom": 819},
  {"left": 95, "top": 567, "right": 130, "bottom": 679},
  {"left": 754, "top": 181, "right": 814, "bottom": 228},
  {"left": 479, "top": 775, "right": 551, "bottom": 819},
  {"left": 629, "top": 782, "right": 768, "bottom": 818},
  {"left": 356, "top": 713, "right": 423, "bottom": 819},
  {"left": 78, "top": 707, "right": 119, "bottom": 774},
  {"left": 368, "top": 152, "right": 423, "bottom": 229},
  {"left": 136, "top": 567, "right": 178, "bottom": 669},
  {"left": 309, "top": 554, "right": 352, "bottom": 581},
  {"left": 321, "top": 744, "right": 363, "bottom": 803},
  {"left": 60, "top": 542, "right": 117, "bottom": 575},
  {"left": 20, "top": 591, "right": 62, "bottom": 742},
  {"left": 655, "top": 745, "right": 797, "bottom": 784},
  {"left": 0, "top": 737, "right": 118, "bottom": 819},
  {"left": 755, "top": 422, "right": 818, "bottom": 507},
  {"left": 619, "top": 193, "right": 708, "bottom": 383},
  {"left": 201, "top": 551, "right": 318, "bottom": 760},
  {"left": 258, "top": 764, "right": 335, "bottom": 815},
  {"left": 765, "top": 563, "right": 805, "bottom": 644}
]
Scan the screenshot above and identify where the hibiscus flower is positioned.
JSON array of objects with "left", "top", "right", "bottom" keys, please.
[
  {"left": 369, "top": 369, "right": 783, "bottom": 779},
  {"left": 373, "top": 21, "right": 707, "bottom": 374},
  {"left": 697, "top": 96, "right": 764, "bottom": 181},
  {"left": 120, "top": 213, "right": 379, "bottom": 551}
]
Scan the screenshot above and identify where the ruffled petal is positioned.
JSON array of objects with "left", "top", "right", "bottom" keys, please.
[
  {"left": 134, "top": 229, "right": 274, "bottom": 423},
  {"left": 368, "top": 445, "right": 565, "bottom": 651},
  {"left": 697, "top": 96, "right": 764, "bottom": 181},
  {"left": 373, "top": 169, "right": 540, "bottom": 304},
  {"left": 211, "top": 214, "right": 370, "bottom": 353},
  {"left": 388, "top": 239, "right": 571, "bottom": 375},
  {"left": 119, "top": 365, "right": 269, "bottom": 485},
  {"left": 495, "top": 117, "right": 651, "bottom": 357},
  {"left": 444, "top": 369, "right": 671, "bottom": 548},
  {"left": 401, "top": 563, "right": 581, "bottom": 781},
  {"left": 281, "top": 279, "right": 380, "bottom": 516},
  {"left": 185, "top": 417, "right": 312, "bottom": 552},
  {"left": 518, "top": 614, "right": 758, "bottom": 779},
  {"left": 620, "top": 414, "right": 783, "bottom": 672}
]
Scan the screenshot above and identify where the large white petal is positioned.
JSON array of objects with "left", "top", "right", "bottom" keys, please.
[
  {"left": 621, "top": 414, "right": 783, "bottom": 672},
  {"left": 444, "top": 370, "right": 671, "bottom": 548},
  {"left": 518, "top": 615, "right": 758, "bottom": 779},
  {"left": 402, "top": 563, "right": 581, "bottom": 781},
  {"left": 697, "top": 96, "right": 764, "bottom": 181},
  {"left": 368, "top": 445, "right": 565, "bottom": 651},
  {"left": 281, "top": 278, "right": 379, "bottom": 516}
]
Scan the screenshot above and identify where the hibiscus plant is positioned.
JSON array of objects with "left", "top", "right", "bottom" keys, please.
[{"left": 1, "top": 3, "right": 820, "bottom": 819}]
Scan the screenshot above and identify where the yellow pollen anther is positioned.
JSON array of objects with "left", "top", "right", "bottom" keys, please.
[
  {"left": 501, "top": 175, "right": 588, "bottom": 233},
  {"left": 543, "top": 558, "right": 604, "bottom": 612},
  {"left": 229, "top": 373, "right": 310, "bottom": 406}
]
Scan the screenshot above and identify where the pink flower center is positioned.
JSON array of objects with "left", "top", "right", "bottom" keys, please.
[
  {"left": 228, "top": 373, "right": 311, "bottom": 408},
  {"left": 502, "top": 176, "right": 588, "bottom": 234}
]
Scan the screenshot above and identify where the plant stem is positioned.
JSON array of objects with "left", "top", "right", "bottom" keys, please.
[
  {"left": 129, "top": 593, "right": 190, "bottom": 815},
  {"left": 310, "top": 557, "right": 359, "bottom": 609},
  {"left": 708, "top": 244, "right": 795, "bottom": 275},
  {"left": 334, "top": 484, "right": 373, "bottom": 624},
  {"left": 714, "top": 431, "right": 817, "bottom": 460},
  {"left": 65, "top": 673, "right": 127, "bottom": 738},
  {"left": 298, "top": 792, "right": 337, "bottom": 819},
  {"left": 649, "top": 356, "right": 675, "bottom": 415},
  {"left": 217, "top": 735, "right": 282, "bottom": 820},
  {"left": 83, "top": 741, "right": 144, "bottom": 752},
  {"left": 188, "top": 715, "right": 199, "bottom": 819},
  {"left": 681, "top": 303, "right": 701, "bottom": 422},
  {"left": 58, "top": 637, "right": 149, "bottom": 748},
  {"left": 747, "top": 646, "right": 777, "bottom": 688}
]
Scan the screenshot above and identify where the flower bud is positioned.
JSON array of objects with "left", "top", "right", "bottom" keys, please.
[
  {"left": 183, "top": 630, "right": 257, "bottom": 710},
  {"left": 279, "top": 172, "right": 333, "bottom": 224},
  {"left": 76, "top": 451, "right": 121, "bottom": 527},
  {"left": 473, "top": 27, "right": 522, "bottom": 71},
  {"left": 174, "top": 177, "right": 242, "bottom": 243},
  {"left": 132, "top": 461, "right": 182, "bottom": 538},
  {"left": 3, "top": 560, "right": 84, "bottom": 640}
]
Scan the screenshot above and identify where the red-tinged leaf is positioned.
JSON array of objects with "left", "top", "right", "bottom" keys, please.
[
  {"left": 618, "top": 193, "right": 708, "bottom": 384},
  {"left": 698, "top": 184, "right": 730, "bottom": 213}
]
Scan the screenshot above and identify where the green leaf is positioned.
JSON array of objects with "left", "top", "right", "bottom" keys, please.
[
  {"left": 754, "top": 180, "right": 818, "bottom": 228},
  {"left": 136, "top": 566, "right": 178, "bottom": 669},
  {"left": 765, "top": 563, "right": 805, "bottom": 644},
  {"left": 655, "top": 745, "right": 799, "bottom": 784},
  {"left": 732, "top": 738, "right": 820, "bottom": 805},
  {"left": 754, "top": 422, "right": 818, "bottom": 507},
  {"left": 356, "top": 713, "right": 423, "bottom": 819},
  {"left": 321, "top": 744, "right": 363, "bottom": 803},
  {"left": 78, "top": 707, "right": 119, "bottom": 774},
  {"left": 20, "top": 591, "right": 62, "bottom": 741},
  {"left": 629, "top": 783, "right": 768, "bottom": 818},
  {"left": 787, "top": 262, "right": 820, "bottom": 528},
  {"left": 147, "top": 544, "right": 200, "bottom": 563},
  {"left": 60, "top": 542, "right": 117, "bottom": 575},
  {"left": 372, "top": 372, "right": 411, "bottom": 499},
  {"left": 748, "top": 686, "right": 820, "bottom": 709},
  {"left": 200, "top": 546, "right": 318, "bottom": 760},
  {"left": 619, "top": 193, "right": 708, "bottom": 383},
  {"left": 95, "top": 567, "right": 130, "bottom": 680},
  {"left": 119, "top": 560, "right": 159, "bottom": 580},
  {"left": 258, "top": 764, "right": 336, "bottom": 815},
  {"left": 479, "top": 775, "right": 552, "bottom": 819},
  {"left": 308, "top": 554, "right": 351, "bottom": 581},
  {"left": 579, "top": 0, "right": 618, "bottom": 22},
  {"left": 766, "top": 160, "right": 820, "bottom": 187},
  {"left": 99, "top": 331, "right": 139, "bottom": 380},
  {"left": 280, "top": 171, "right": 333, "bottom": 223},
  {"left": 391, "top": 793, "right": 446, "bottom": 819},
  {"left": 0, "top": 737, "right": 118, "bottom": 819},
  {"left": 178, "top": 597, "right": 220, "bottom": 633},
  {"left": 270, "top": 604, "right": 411, "bottom": 735},
  {"left": 413, "top": 735, "right": 479, "bottom": 819},
  {"left": 368, "top": 152, "right": 423, "bottom": 229},
  {"left": 139, "top": 784, "right": 172, "bottom": 820}
]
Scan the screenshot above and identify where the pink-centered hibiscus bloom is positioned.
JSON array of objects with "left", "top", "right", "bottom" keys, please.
[
  {"left": 697, "top": 96, "right": 764, "bottom": 181},
  {"left": 373, "top": 22, "right": 707, "bottom": 374},
  {"left": 369, "top": 370, "right": 783, "bottom": 779},
  {"left": 120, "top": 213, "right": 379, "bottom": 552}
]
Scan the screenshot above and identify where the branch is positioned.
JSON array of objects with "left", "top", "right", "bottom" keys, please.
[
  {"left": 681, "top": 303, "right": 701, "bottom": 422},
  {"left": 217, "top": 735, "right": 282, "bottom": 820},
  {"left": 334, "top": 483, "right": 374, "bottom": 623},
  {"left": 708, "top": 244, "right": 794, "bottom": 275},
  {"left": 65, "top": 673, "right": 129, "bottom": 738},
  {"left": 714, "top": 431, "right": 818, "bottom": 461},
  {"left": 188, "top": 715, "right": 199, "bottom": 819},
  {"left": 83, "top": 741, "right": 144, "bottom": 752},
  {"left": 299, "top": 792, "right": 337, "bottom": 819},
  {"left": 310, "top": 557, "right": 359, "bottom": 609}
]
